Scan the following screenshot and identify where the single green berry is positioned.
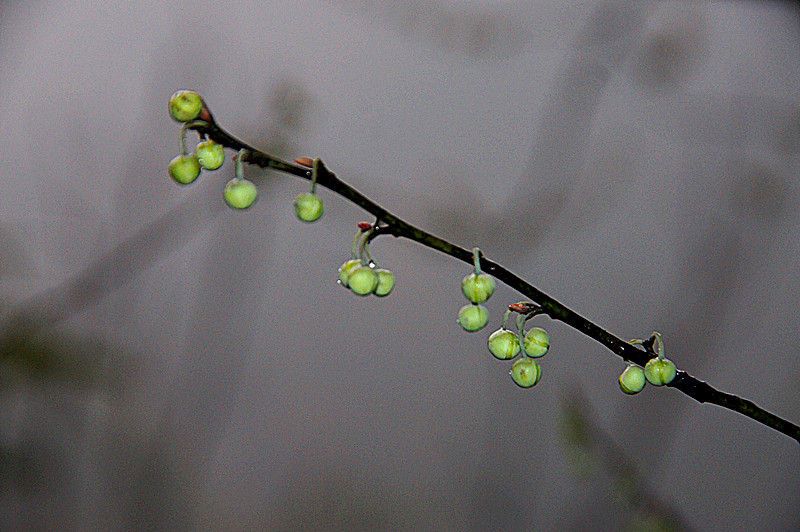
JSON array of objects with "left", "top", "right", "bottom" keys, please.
[
  {"left": 338, "top": 259, "right": 362, "bottom": 287},
  {"left": 523, "top": 327, "right": 550, "bottom": 358},
  {"left": 458, "top": 304, "right": 489, "bottom": 332},
  {"left": 619, "top": 365, "right": 646, "bottom": 394},
  {"left": 373, "top": 268, "right": 395, "bottom": 297},
  {"left": 487, "top": 329, "right": 520, "bottom": 360},
  {"left": 461, "top": 272, "right": 496, "bottom": 303},
  {"left": 168, "top": 90, "right": 204, "bottom": 122},
  {"left": 195, "top": 140, "right": 225, "bottom": 170},
  {"left": 510, "top": 357, "right": 541, "bottom": 388},
  {"left": 223, "top": 178, "right": 258, "bottom": 210},
  {"left": 293, "top": 192, "right": 324, "bottom": 222},
  {"left": 348, "top": 266, "right": 378, "bottom": 296},
  {"left": 643, "top": 357, "right": 677, "bottom": 386},
  {"left": 168, "top": 154, "right": 201, "bottom": 184}
]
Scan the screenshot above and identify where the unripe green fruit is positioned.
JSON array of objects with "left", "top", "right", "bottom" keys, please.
[
  {"left": 619, "top": 365, "right": 646, "bottom": 394},
  {"left": 487, "top": 329, "right": 520, "bottom": 360},
  {"left": 373, "top": 268, "right": 395, "bottom": 297},
  {"left": 168, "top": 154, "right": 201, "bottom": 184},
  {"left": 644, "top": 357, "right": 677, "bottom": 386},
  {"left": 461, "top": 272, "right": 496, "bottom": 303},
  {"left": 293, "top": 192, "right": 324, "bottom": 222},
  {"left": 348, "top": 266, "right": 378, "bottom": 296},
  {"left": 223, "top": 178, "right": 258, "bottom": 209},
  {"left": 169, "top": 90, "right": 204, "bottom": 122},
  {"left": 510, "top": 357, "right": 541, "bottom": 388},
  {"left": 195, "top": 140, "right": 225, "bottom": 170},
  {"left": 523, "top": 327, "right": 550, "bottom": 358},
  {"left": 338, "top": 259, "right": 362, "bottom": 286},
  {"left": 458, "top": 304, "right": 489, "bottom": 332}
]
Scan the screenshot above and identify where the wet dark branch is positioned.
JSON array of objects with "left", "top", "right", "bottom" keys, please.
[{"left": 192, "top": 115, "right": 798, "bottom": 444}]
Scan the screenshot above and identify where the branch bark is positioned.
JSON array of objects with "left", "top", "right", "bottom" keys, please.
[{"left": 189, "top": 113, "right": 799, "bottom": 445}]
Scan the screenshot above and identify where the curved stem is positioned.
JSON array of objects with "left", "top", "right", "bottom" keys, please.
[{"left": 188, "top": 117, "right": 800, "bottom": 445}]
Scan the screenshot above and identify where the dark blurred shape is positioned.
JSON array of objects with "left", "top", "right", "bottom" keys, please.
[
  {"left": 629, "top": 5, "right": 707, "bottom": 90},
  {"left": 559, "top": 388, "right": 696, "bottom": 532},
  {"left": 340, "top": 0, "right": 532, "bottom": 59}
]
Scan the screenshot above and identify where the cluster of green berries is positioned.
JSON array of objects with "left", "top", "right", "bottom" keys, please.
[
  {"left": 168, "top": 90, "right": 260, "bottom": 209},
  {"left": 618, "top": 332, "right": 677, "bottom": 394},
  {"left": 337, "top": 223, "right": 395, "bottom": 297},
  {"left": 487, "top": 306, "right": 550, "bottom": 388},
  {"left": 457, "top": 248, "right": 495, "bottom": 332}
]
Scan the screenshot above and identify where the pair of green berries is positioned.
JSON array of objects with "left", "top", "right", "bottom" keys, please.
[
  {"left": 169, "top": 139, "right": 226, "bottom": 184},
  {"left": 618, "top": 357, "right": 677, "bottom": 394},
  {"left": 338, "top": 259, "right": 395, "bottom": 297},
  {"left": 457, "top": 271, "right": 496, "bottom": 332},
  {"left": 487, "top": 325, "right": 550, "bottom": 388}
]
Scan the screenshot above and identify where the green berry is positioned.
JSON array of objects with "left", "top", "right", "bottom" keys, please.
[
  {"left": 487, "top": 329, "right": 520, "bottom": 360},
  {"left": 168, "top": 90, "right": 204, "bottom": 122},
  {"left": 223, "top": 178, "right": 258, "bottom": 209},
  {"left": 458, "top": 304, "right": 489, "bottom": 332},
  {"left": 293, "top": 192, "right": 324, "bottom": 222},
  {"left": 338, "top": 259, "right": 362, "bottom": 287},
  {"left": 510, "top": 358, "right": 541, "bottom": 388},
  {"left": 619, "top": 365, "right": 646, "bottom": 394},
  {"left": 461, "top": 272, "right": 496, "bottom": 303},
  {"left": 168, "top": 154, "right": 201, "bottom": 184},
  {"left": 195, "top": 140, "right": 225, "bottom": 170},
  {"left": 348, "top": 266, "right": 378, "bottom": 296},
  {"left": 373, "top": 268, "right": 395, "bottom": 297},
  {"left": 523, "top": 327, "right": 550, "bottom": 358},
  {"left": 644, "top": 357, "right": 677, "bottom": 386}
]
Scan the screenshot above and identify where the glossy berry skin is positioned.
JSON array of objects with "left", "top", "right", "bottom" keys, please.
[
  {"left": 461, "top": 272, "right": 496, "bottom": 303},
  {"left": 348, "top": 266, "right": 378, "bottom": 296},
  {"left": 644, "top": 357, "right": 677, "bottom": 386},
  {"left": 168, "top": 154, "right": 201, "bottom": 184},
  {"left": 619, "top": 365, "right": 646, "bottom": 394},
  {"left": 373, "top": 268, "right": 395, "bottom": 297},
  {"left": 510, "top": 358, "right": 541, "bottom": 388},
  {"left": 338, "top": 259, "right": 362, "bottom": 286},
  {"left": 487, "top": 329, "right": 520, "bottom": 360},
  {"left": 223, "top": 178, "right": 258, "bottom": 209},
  {"left": 458, "top": 304, "right": 489, "bottom": 332},
  {"left": 293, "top": 193, "right": 324, "bottom": 222},
  {"left": 523, "top": 327, "right": 550, "bottom": 358},
  {"left": 195, "top": 140, "right": 225, "bottom": 170},
  {"left": 169, "top": 90, "right": 204, "bottom": 122}
]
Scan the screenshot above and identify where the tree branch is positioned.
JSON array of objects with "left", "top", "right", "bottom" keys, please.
[{"left": 189, "top": 113, "right": 800, "bottom": 445}]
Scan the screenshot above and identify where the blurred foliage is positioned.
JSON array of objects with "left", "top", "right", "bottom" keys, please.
[{"left": 559, "top": 388, "right": 692, "bottom": 532}]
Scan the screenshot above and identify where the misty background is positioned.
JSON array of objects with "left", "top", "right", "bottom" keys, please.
[{"left": 1, "top": 0, "right": 799, "bottom": 530}]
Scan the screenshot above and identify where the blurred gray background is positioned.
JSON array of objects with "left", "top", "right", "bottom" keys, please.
[{"left": 1, "top": 0, "right": 799, "bottom": 530}]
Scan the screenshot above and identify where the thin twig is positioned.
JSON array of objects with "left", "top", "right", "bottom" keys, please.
[{"left": 190, "top": 115, "right": 800, "bottom": 445}]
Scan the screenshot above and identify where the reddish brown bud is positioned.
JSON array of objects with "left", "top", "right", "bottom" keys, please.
[
  {"left": 294, "top": 157, "right": 314, "bottom": 167},
  {"left": 357, "top": 222, "right": 373, "bottom": 231}
]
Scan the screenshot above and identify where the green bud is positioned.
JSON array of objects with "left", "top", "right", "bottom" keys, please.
[
  {"left": 510, "top": 357, "right": 541, "bottom": 388},
  {"left": 461, "top": 272, "right": 496, "bottom": 303},
  {"left": 618, "top": 365, "right": 646, "bottom": 394},
  {"left": 168, "top": 90, "right": 204, "bottom": 122},
  {"left": 348, "top": 266, "right": 378, "bottom": 296},
  {"left": 195, "top": 140, "right": 225, "bottom": 170},
  {"left": 338, "top": 259, "right": 362, "bottom": 287},
  {"left": 168, "top": 154, "right": 201, "bottom": 184},
  {"left": 523, "top": 327, "right": 550, "bottom": 358},
  {"left": 487, "top": 329, "right": 520, "bottom": 360},
  {"left": 293, "top": 192, "right": 324, "bottom": 222},
  {"left": 458, "top": 304, "right": 489, "bottom": 332},
  {"left": 644, "top": 357, "right": 677, "bottom": 386},
  {"left": 373, "top": 268, "right": 395, "bottom": 297},
  {"left": 223, "top": 178, "right": 258, "bottom": 209}
]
